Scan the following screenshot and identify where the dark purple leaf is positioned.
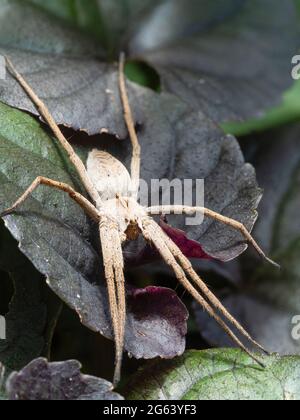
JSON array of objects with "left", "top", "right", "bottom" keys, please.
[
  {"left": 6, "top": 358, "right": 123, "bottom": 400},
  {"left": 126, "top": 286, "right": 188, "bottom": 358}
]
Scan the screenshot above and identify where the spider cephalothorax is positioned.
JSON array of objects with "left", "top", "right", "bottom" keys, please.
[{"left": 1, "top": 55, "right": 279, "bottom": 386}]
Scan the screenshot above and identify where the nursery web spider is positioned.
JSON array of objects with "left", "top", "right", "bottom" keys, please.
[{"left": 1, "top": 55, "right": 279, "bottom": 385}]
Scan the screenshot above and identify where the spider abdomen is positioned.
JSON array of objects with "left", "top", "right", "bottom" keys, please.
[{"left": 87, "top": 149, "right": 133, "bottom": 202}]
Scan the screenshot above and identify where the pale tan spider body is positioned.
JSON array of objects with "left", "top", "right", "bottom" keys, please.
[
  {"left": 87, "top": 149, "right": 146, "bottom": 241},
  {"left": 87, "top": 149, "right": 133, "bottom": 203},
  {"left": 1, "top": 55, "right": 279, "bottom": 386}
]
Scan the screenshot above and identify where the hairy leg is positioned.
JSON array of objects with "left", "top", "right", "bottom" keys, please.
[
  {"left": 162, "top": 227, "right": 269, "bottom": 355},
  {"left": 0, "top": 176, "right": 101, "bottom": 221},
  {"left": 146, "top": 205, "right": 279, "bottom": 268},
  {"left": 145, "top": 216, "right": 269, "bottom": 354},
  {"left": 139, "top": 218, "right": 265, "bottom": 367},
  {"left": 5, "top": 57, "right": 101, "bottom": 207},
  {"left": 118, "top": 53, "right": 141, "bottom": 199},
  {"left": 99, "top": 219, "right": 126, "bottom": 385},
  {"left": 111, "top": 227, "right": 126, "bottom": 383}
]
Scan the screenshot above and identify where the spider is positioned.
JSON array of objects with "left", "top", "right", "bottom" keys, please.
[{"left": 1, "top": 55, "right": 279, "bottom": 385}]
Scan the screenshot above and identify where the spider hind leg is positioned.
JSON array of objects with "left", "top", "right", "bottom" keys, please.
[
  {"left": 139, "top": 217, "right": 268, "bottom": 367},
  {"left": 99, "top": 219, "right": 126, "bottom": 386}
]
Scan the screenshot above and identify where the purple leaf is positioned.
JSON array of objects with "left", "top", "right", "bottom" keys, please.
[
  {"left": 126, "top": 218, "right": 213, "bottom": 267},
  {"left": 6, "top": 358, "right": 123, "bottom": 400},
  {"left": 126, "top": 286, "right": 188, "bottom": 359},
  {"left": 160, "top": 218, "right": 213, "bottom": 260}
]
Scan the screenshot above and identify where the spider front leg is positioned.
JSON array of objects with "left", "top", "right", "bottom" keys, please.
[
  {"left": 0, "top": 176, "right": 101, "bottom": 221},
  {"left": 146, "top": 205, "right": 280, "bottom": 269},
  {"left": 5, "top": 57, "right": 102, "bottom": 206},
  {"left": 99, "top": 218, "right": 126, "bottom": 386},
  {"left": 139, "top": 218, "right": 266, "bottom": 367}
]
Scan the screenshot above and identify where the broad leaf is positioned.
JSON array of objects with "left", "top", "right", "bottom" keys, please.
[
  {"left": 125, "top": 349, "right": 300, "bottom": 400},
  {"left": 6, "top": 358, "right": 123, "bottom": 400}
]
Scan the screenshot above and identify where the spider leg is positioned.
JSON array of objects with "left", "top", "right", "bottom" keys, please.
[
  {"left": 0, "top": 176, "right": 101, "bottom": 221},
  {"left": 146, "top": 216, "right": 270, "bottom": 354},
  {"left": 139, "top": 218, "right": 265, "bottom": 367},
  {"left": 118, "top": 53, "right": 141, "bottom": 199},
  {"left": 5, "top": 57, "right": 102, "bottom": 207},
  {"left": 146, "top": 205, "right": 279, "bottom": 269},
  {"left": 111, "top": 228, "right": 126, "bottom": 382},
  {"left": 161, "top": 227, "right": 270, "bottom": 356},
  {"left": 99, "top": 219, "right": 126, "bottom": 386}
]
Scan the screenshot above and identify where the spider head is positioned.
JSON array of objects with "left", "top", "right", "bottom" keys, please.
[
  {"left": 101, "top": 196, "right": 145, "bottom": 242},
  {"left": 123, "top": 197, "right": 147, "bottom": 241}
]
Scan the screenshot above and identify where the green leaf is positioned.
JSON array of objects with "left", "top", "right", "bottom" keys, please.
[{"left": 125, "top": 349, "right": 300, "bottom": 400}]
